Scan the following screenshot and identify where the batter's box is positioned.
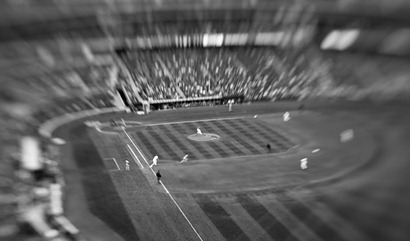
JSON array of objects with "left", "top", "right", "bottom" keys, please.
[{"left": 104, "top": 158, "right": 121, "bottom": 171}]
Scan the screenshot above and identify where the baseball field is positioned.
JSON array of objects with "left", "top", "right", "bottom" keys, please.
[{"left": 53, "top": 100, "right": 410, "bottom": 241}]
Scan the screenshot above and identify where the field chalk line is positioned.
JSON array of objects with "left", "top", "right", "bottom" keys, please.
[
  {"left": 105, "top": 158, "right": 120, "bottom": 171},
  {"left": 122, "top": 128, "right": 204, "bottom": 241},
  {"left": 127, "top": 144, "right": 144, "bottom": 169},
  {"left": 112, "top": 158, "right": 120, "bottom": 171}
]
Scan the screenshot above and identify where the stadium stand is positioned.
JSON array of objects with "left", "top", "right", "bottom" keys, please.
[
  {"left": 119, "top": 46, "right": 334, "bottom": 102},
  {"left": 2, "top": 1, "right": 410, "bottom": 240},
  {"left": 32, "top": 93, "right": 115, "bottom": 124}
]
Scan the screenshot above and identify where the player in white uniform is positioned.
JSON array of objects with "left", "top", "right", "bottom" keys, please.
[
  {"left": 150, "top": 155, "right": 158, "bottom": 168},
  {"left": 180, "top": 154, "right": 189, "bottom": 163},
  {"left": 125, "top": 160, "right": 130, "bottom": 170},
  {"left": 300, "top": 158, "right": 308, "bottom": 170},
  {"left": 283, "top": 112, "right": 290, "bottom": 122},
  {"left": 340, "top": 129, "right": 354, "bottom": 142},
  {"left": 197, "top": 127, "right": 203, "bottom": 135}
]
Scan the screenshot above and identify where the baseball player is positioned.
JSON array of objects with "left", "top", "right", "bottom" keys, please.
[
  {"left": 180, "top": 154, "right": 189, "bottom": 163},
  {"left": 156, "top": 170, "right": 162, "bottom": 184},
  {"left": 300, "top": 158, "right": 308, "bottom": 170},
  {"left": 150, "top": 155, "right": 159, "bottom": 168},
  {"left": 125, "top": 160, "right": 130, "bottom": 170},
  {"left": 197, "top": 127, "right": 203, "bottom": 135}
]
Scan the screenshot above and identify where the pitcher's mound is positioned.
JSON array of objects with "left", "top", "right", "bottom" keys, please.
[{"left": 188, "top": 133, "right": 221, "bottom": 142}]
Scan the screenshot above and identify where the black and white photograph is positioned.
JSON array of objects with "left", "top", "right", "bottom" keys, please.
[{"left": 1, "top": 1, "right": 410, "bottom": 240}]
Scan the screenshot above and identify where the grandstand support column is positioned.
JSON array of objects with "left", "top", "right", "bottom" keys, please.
[
  {"left": 113, "top": 87, "right": 128, "bottom": 110},
  {"left": 114, "top": 55, "right": 145, "bottom": 103},
  {"left": 108, "top": 64, "right": 119, "bottom": 89}
]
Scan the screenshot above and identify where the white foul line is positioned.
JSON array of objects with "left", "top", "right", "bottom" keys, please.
[
  {"left": 127, "top": 144, "right": 144, "bottom": 169},
  {"left": 112, "top": 158, "right": 120, "bottom": 171},
  {"left": 122, "top": 128, "right": 204, "bottom": 241},
  {"left": 104, "top": 158, "right": 120, "bottom": 171},
  {"left": 143, "top": 116, "right": 245, "bottom": 127},
  {"left": 122, "top": 127, "right": 150, "bottom": 166}
]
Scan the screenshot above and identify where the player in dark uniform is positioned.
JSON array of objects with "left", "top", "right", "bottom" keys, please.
[
  {"left": 266, "top": 143, "right": 271, "bottom": 152},
  {"left": 156, "top": 170, "right": 162, "bottom": 184}
]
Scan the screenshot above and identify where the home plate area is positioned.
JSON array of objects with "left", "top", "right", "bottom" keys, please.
[{"left": 130, "top": 118, "right": 296, "bottom": 161}]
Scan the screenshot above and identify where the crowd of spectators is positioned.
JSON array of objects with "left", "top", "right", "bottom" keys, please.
[
  {"left": 4, "top": 64, "right": 115, "bottom": 109},
  {"left": 321, "top": 51, "right": 410, "bottom": 100},
  {"left": 31, "top": 65, "right": 113, "bottom": 97},
  {"left": 121, "top": 51, "right": 181, "bottom": 100},
  {"left": 0, "top": 81, "right": 115, "bottom": 240},
  {"left": 32, "top": 93, "right": 116, "bottom": 124},
  {"left": 0, "top": 119, "right": 82, "bottom": 240},
  {"left": 121, "top": 46, "right": 332, "bottom": 102}
]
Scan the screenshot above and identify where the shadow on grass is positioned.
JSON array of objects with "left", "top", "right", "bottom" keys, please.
[{"left": 70, "top": 124, "right": 139, "bottom": 241}]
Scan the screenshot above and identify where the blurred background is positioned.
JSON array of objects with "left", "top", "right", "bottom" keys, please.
[{"left": 2, "top": 0, "right": 410, "bottom": 240}]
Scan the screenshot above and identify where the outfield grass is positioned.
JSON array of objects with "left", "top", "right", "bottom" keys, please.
[
  {"left": 57, "top": 101, "right": 410, "bottom": 241},
  {"left": 70, "top": 124, "right": 140, "bottom": 241}
]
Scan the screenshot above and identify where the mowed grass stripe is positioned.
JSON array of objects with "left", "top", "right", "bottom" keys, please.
[
  {"left": 255, "top": 195, "right": 326, "bottom": 241},
  {"left": 134, "top": 131, "right": 165, "bottom": 157},
  {"left": 171, "top": 124, "right": 188, "bottom": 133},
  {"left": 190, "top": 121, "right": 231, "bottom": 157},
  {"left": 315, "top": 194, "right": 388, "bottom": 241},
  {"left": 162, "top": 124, "right": 207, "bottom": 160},
  {"left": 136, "top": 131, "right": 171, "bottom": 159},
  {"left": 204, "top": 121, "right": 254, "bottom": 156},
  {"left": 149, "top": 131, "right": 181, "bottom": 160},
  {"left": 253, "top": 121, "right": 291, "bottom": 141},
  {"left": 169, "top": 124, "right": 191, "bottom": 134},
  {"left": 276, "top": 194, "right": 346, "bottom": 241},
  {"left": 195, "top": 195, "right": 251, "bottom": 241},
  {"left": 181, "top": 122, "right": 222, "bottom": 159},
  {"left": 155, "top": 125, "right": 172, "bottom": 133},
  {"left": 162, "top": 133, "right": 203, "bottom": 160},
  {"left": 185, "top": 122, "right": 204, "bottom": 133},
  {"left": 149, "top": 130, "right": 183, "bottom": 159},
  {"left": 198, "top": 121, "right": 248, "bottom": 156},
  {"left": 131, "top": 132, "right": 156, "bottom": 158},
  {"left": 218, "top": 199, "right": 273, "bottom": 241},
  {"left": 213, "top": 121, "right": 262, "bottom": 155},
  {"left": 181, "top": 122, "right": 200, "bottom": 133},
  {"left": 247, "top": 120, "right": 295, "bottom": 146},
  {"left": 72, "top": 126, "right": 140, "bottom": 240},
  {"left": 187, "top": 141, "right": 218, "bottom": 159},
  {"left": 244, "top": 125, "right": 290, "bottom": 150},
  {"left": 290, "top": 194, "right": 371, "bottom": 241},
  {"left": 230, "top": 120, "right": 290, "bottom": 151},
  {"left": 223, "top": 119, "right": 277, "bottom": 150},
  {"left": 237, "top": 194, "right": 300, "bottom": 241},
  {"left": 154, "top": 131, "right": 187, "bottom": 159},
  {"left": 227, "top": 120, "right": 291, "bottom": 152},
  {"left": 207, "top": 141, "right": 232, "bottom": 158}
]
